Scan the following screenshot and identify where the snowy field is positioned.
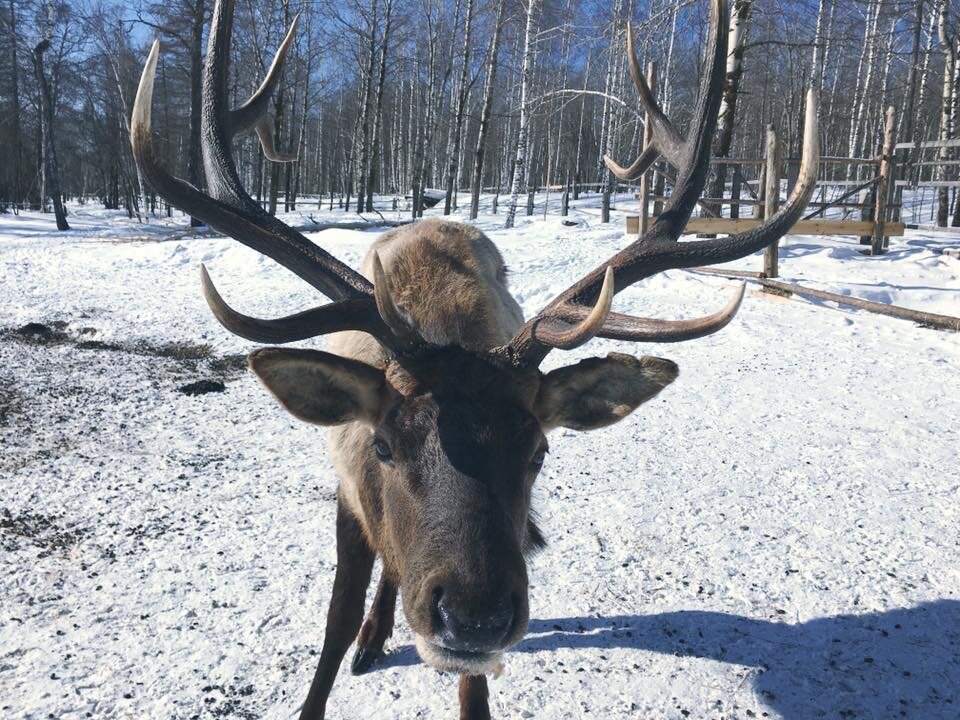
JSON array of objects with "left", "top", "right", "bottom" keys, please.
[{"left": 2, "top": 197, "right": 959, "bottom": 719}]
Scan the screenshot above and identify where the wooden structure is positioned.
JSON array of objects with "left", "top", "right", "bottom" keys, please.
[
  {"left": 626, "top": 106, "right": 905, "bottom": 274},
  {"left": 894, "top": 136, "right": 960, "bottom": 227}
]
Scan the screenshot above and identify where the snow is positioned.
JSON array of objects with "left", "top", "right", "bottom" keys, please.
[{"left": 2, "top": 198, "right": 959, "bottom": 720}]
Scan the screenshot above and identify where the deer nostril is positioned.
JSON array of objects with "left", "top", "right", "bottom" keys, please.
[{"left": 434, "top": 591, "right": 514, "bottom": 651}]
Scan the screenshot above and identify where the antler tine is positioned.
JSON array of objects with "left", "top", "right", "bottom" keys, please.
[
  {"left": 604, "top": 143, "right": 659, "bottom": 183},
  {"left": 656, "top": 88, "right": 820, "bottom": 268},
  {"left": 603, "top": 21, "right": 685, "bottom": 181},
  {"left": 229, "top": 15, "right": 299, "bottom": 162},
  {"left": 254, "top": 116, "right": 298, "bottom": 162},
  {"left": 229, "top": 14, "right": 299, "bottom": 136},
  {"left": 503, "top": 1, "right": 821, "bottom": 369},
  {"left": 558, "top": 282, "right": 746, "bottom": 343},
  {"left": 500, "top": 0, "right": 731, "bottom": 367},
  {"left": 132, "top": 36, "right": 364, "bottom": 301},
  {"left": 530, "top": 267, "right": 615, "bottom": 352},
  {"left": 131, "top": 0, "right": 426, "bottom": 354},
  {"left": 200, "top": 265, "right": 396, "bottom": 345}
]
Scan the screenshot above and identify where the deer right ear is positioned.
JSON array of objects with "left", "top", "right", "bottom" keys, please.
[
  {"left": 534, "top": 353, "right": 678, "bottom": 432},
  {"left": 248, "top": 348, "right": 391, "bottom": 426}
]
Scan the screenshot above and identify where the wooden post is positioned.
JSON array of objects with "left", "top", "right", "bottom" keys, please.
[
  {"left": 526, "top": 189, "right": 535, "bottom": 216},
  {"left": 872, "top": 106, "right": 896, "bottom": 255},
  {"left": 755, "top": 163, "right": 766, "bottom": 220},
  {"left": 638, "top": 62, "right": 657, "bottom": 236},
  {"left": 730, "top": 165, "right": 742, "bottom": 220},
  {"left": 785, "top": 160, "right": 799, "bottom": 197},
  {"left": 652, "top": 161, "right": 665, "bottom": 217},
  {"left": 601, "top": 185, "right": 611, "bottom": 223},
  {"left": 561, "top": 187, "right": 569, "bottom": 216},
  {"left": 492, "top": 194, "right": 498, "bottom": 215},
  {"left": 858, "top": 185, "right": 875, "bottom": 244},
  {"left": 762, "top": 124, "right": 780, "bottom": 278}
]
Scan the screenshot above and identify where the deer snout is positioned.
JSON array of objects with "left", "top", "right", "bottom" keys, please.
[{"left": 431, "top": 585, "right": 517, "bottom": 652}]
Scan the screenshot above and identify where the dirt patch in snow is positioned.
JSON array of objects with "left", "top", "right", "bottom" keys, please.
[
  {"left": 179, "top": 379, "right": 227, "bottom": 396},
  {"left": 0, "top": 377, "right": 21, "bottom": 427},
  {"left": 196, "top": 683, "right": 258, "bottom": 720},
  {"left": 0, "top": 508, "right": 89, "bottom": 558},
  {"left": 2, "top": 320, "right": 221, "bottom": 364}
]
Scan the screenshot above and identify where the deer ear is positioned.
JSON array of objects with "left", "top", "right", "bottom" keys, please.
[
  {"left": 534, "top": 353, "right": 678, "bottom": 432},
  {"left": 248, "top": 348, "right": 391, "bottom": 426}
]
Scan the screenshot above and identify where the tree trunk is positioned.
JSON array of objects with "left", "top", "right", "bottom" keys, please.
[
  {"left": 469, "top": 0, "right": 506, "bottom": 219},
  {"left": 572, "top": 53, "right": 590, "bottom": 200},
  {"left": 356, "top": 0, "right": 379, "bottom": 212},
  {"left": 444, "top": 0, "right": 475, "bottom": 215},
  {"left": 105, "top": 20, "right": 147, "bottom": 219},
  {"left": 505, "top": 0, "right": 537, "bottom": 230},
  {"left": 899, "top": 0, "right": 926, "bottom": 145},
  {"left": 809, "top": 0, "right": 829, "bottom": 88},
  {"left": 849, "top": 0, "right": 883, "bottom": 160},
  {"left": 937, "top": 0, "right": 956, "bottom": 227},
  {"left": 32, "top": 40, "right": 69, "bottom": 230},
  {"left": 188, "top": 0, "right": 205, "bottom": 226},
  {"left": 292, "top": 28, "right": 313, "bottom": 211},
  {"left": 707, "top": 0, "right": 752, "bottom": 223},
  {"left": 268, "top": 87, "right": 285, "bottom": 215},
  {"left": 366, "top": 0, "right": 393, "bottom": 213},
  {"left": 7, "top": 0, "right": 22, "bottom": 209}
]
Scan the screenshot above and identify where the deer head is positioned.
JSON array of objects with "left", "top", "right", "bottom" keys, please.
[{"left": 131, "top": 0, "right": 818, "bottom": 678}]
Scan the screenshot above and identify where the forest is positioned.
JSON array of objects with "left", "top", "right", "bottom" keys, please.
[{"left": 0, "top": 0, "right": 952, "bottom": 226}]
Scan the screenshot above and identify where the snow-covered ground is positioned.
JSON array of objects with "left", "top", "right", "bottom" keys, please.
[{"left": 2, "top": 198, "right": 958, "bottom": 720}]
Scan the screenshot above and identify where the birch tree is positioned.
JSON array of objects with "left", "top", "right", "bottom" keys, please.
[
  {"left": 33, "top": 38, "right": 69, "bottom": 230},
  {"left": 443, "top": 0, "right": 474, "bottom": 215},
  {"left": 504, "top": 0, "right": 538, "bottom": 230},
  {"left": 937, "top": 0, "right": 956, "bottom": 226},
  {"left": 708, "top": 0, "right": 752, "bottom": 217},
  {"left": 469, "top": 0, "right": 505, "bottom": 219}
]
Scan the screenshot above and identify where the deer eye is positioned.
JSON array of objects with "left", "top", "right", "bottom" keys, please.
[
  {"left": 529, "top": 447, "right": 546, "bottom": 473},
  {"left": 372, "top": 437, "right": 393, "bottom": 463}
]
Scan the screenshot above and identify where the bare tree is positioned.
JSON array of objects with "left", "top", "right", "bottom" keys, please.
[
  {"left": 365, "top": 0, "right": 393, "bottom": 212},
  {"left": 468, "top": 0, "right": 505, "bottom": 219},
  {"left": 937, "top": 0, "right": 956, "bottom": 226},
  {"left": 505, "top": 0, "right": 538, "bottom": 230},
  {"left": 32, "top": 39, "right": 69, "bottom": 230},
  {"left": 707, "top": 0, "right": 753, "bottom": 221}
]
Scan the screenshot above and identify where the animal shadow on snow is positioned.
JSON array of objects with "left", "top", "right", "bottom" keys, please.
[
  {"left": 520, "top": 600, "right": 959, "bottom": 718},
  {"left": 377, "top": 600, "right": 959, "bottom": 718}
]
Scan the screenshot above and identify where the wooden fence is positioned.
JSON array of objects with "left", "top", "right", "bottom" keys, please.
[
  {"left": 626, "top": 106, "right": 906, "bottom": 275},
  {"left": 894, "top": 136, "right": 960, "bottom": 227}
]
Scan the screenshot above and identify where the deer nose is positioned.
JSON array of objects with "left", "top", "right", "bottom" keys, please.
[{"left": 432, "top": 587, "right": 515, "bottom": 651}]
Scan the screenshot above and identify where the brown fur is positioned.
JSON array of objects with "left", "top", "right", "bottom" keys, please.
[
  {"left": 251, "top": 219, "right": 681, "bottom": 720},
  {"left": 328, "top": 218, "right": 526, "bottom": 550}
]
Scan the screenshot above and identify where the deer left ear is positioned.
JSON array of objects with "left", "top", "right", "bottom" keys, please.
[
  {"left": 534, "top": 353, "right": 678, "bottom": 432},
  {"left": 248, "top": 347, "right": 391, "bottom": 427}
]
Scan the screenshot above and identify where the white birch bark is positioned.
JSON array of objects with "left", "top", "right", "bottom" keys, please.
[
  {"left": 937, "top": 0, "right": 956, "bottom": 225},
  {"left": 469, "top": 0, "right": 506, "bottom": 218},
  {"left": 848, "top": 0, "right": 882, "bottom": 159},
  {"left": 504, "top": 0, "right": 538, "bottom": 229}
]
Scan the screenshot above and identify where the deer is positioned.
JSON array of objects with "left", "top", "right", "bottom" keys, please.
[{"left": 130, "top": 0, "right": 819, "bottom": 717}]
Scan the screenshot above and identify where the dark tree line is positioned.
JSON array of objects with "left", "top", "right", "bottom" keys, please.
[{"left": 0, "top": 0, "right": 954, "bottom": 226}]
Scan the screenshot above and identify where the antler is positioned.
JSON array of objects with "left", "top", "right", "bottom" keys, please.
[
  {"left": 603, "top": 21, "right": 685, "bottom": 182},
  {"left": 498, "top": 0, "right": 820, "bottom": 368},
  {"left": 130, "top": 0, "right": 420, "bottom": 353}
]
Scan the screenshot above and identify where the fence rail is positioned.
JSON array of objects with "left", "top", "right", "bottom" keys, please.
[{"left": 626, "top": 108, "right": 902, "bottom": 274}]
